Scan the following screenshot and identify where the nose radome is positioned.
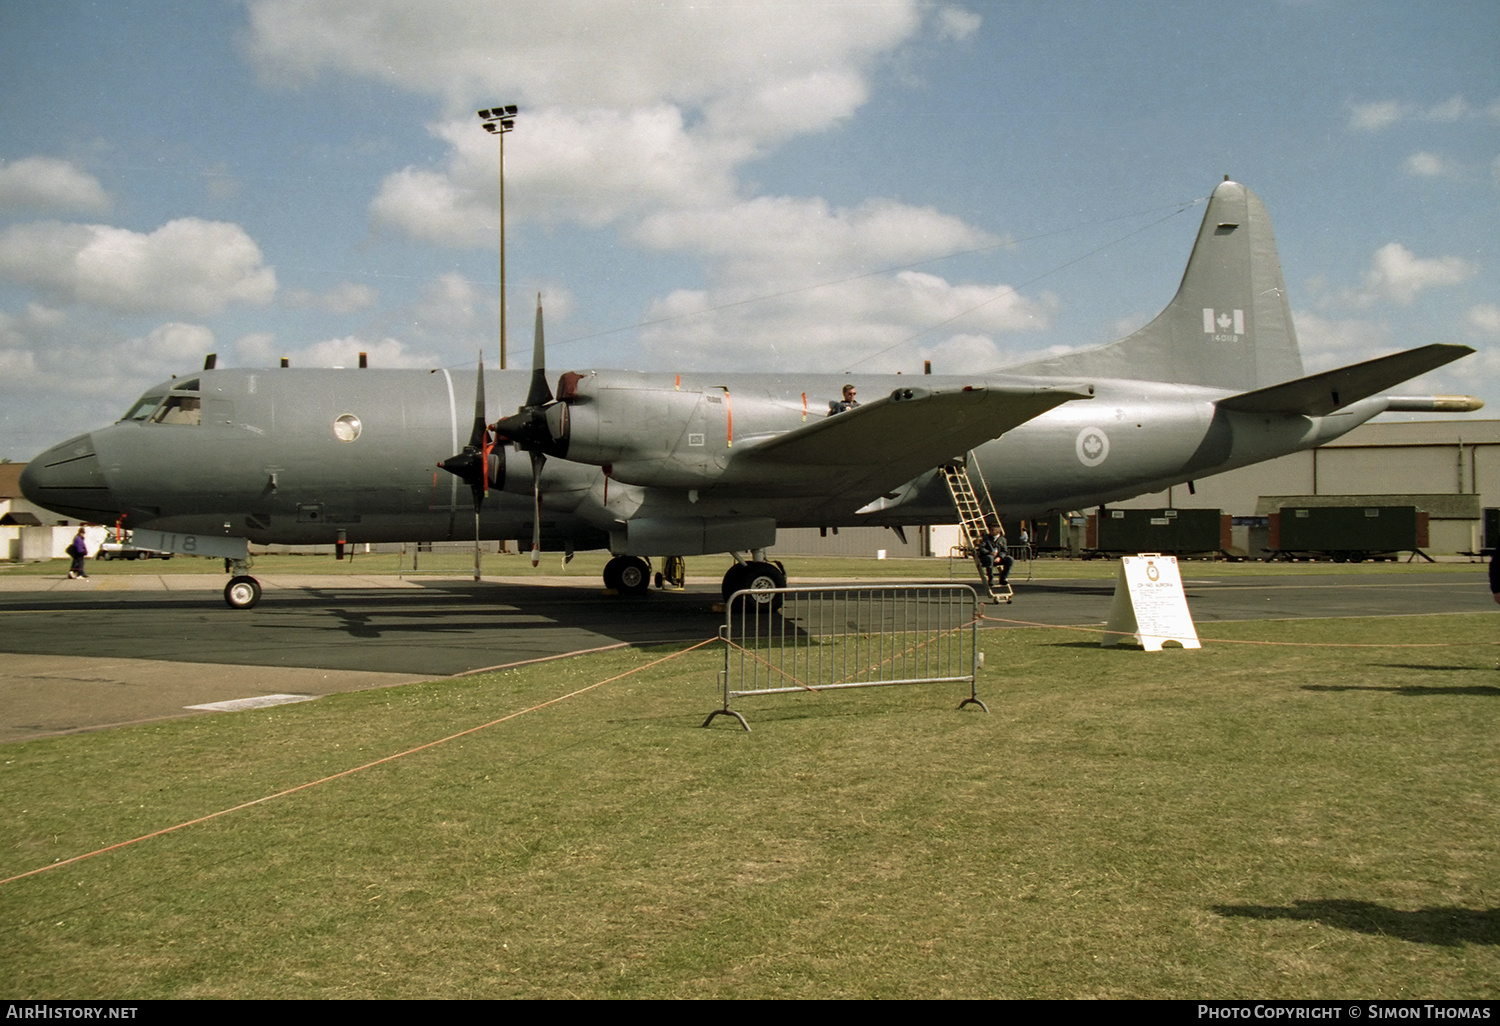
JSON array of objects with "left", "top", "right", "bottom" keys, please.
[{"left": 19, "top": 433, "right": 118, "bottom": 521}]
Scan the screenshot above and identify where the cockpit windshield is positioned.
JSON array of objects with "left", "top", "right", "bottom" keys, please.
[
  {"left": 119, "top": 378, "right": 202, "bottom": 424},
  {"left": 121, "top": 395, "right": 166, "bottom": 422},
  {"left": 149, "top": 395, "right": 202, "bottom": 425}
]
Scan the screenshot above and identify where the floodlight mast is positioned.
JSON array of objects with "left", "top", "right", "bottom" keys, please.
[{"left": 478, "top": 105, "right": 519, "bottom": 369}]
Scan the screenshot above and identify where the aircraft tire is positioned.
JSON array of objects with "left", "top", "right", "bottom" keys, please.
[
  {"left": 722, "top": 561, "right": 785, "bottom": 610},
  {"left": 602, "top": 557, "right": 623, "bottom": 592},
  {"left": 617, "top": 556, "right": 650, "bottom": 595},
  {"left": 224, "top": 575, "right": 262, "bottom": 610}
]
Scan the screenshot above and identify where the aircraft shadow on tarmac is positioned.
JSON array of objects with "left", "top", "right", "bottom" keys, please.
[
  {"left": 1211, "top": 899, "right": 1499, "bottom": 947},
  {"left": 0, "top": 580, "right": 729, "bottom": 676}
]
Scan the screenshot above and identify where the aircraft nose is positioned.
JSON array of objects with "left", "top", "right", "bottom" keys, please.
[{"left": 20, "top": 433, "right": 119, "bottom": 521}]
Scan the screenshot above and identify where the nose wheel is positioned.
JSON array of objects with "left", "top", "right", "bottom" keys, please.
[{"left": 224, "top": 575, "right": 262, "bottom": 609}]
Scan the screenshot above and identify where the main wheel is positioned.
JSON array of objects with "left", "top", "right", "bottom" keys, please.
[
  {"left": 224, "top": 575, "right": 262, "bottom": 610},
  {"left": 603, "top": 555, "right": 651, "bottom": 596},
  {"left": 722, "top": 560, "right": 786, "bottom": 609},
  {"left": 616, "top": 555, "right": 650, "bottom": 595}
]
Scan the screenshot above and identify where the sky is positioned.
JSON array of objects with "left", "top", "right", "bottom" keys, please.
[{"left": 0, "top": 0, "right": 1496, "bottom": 462}]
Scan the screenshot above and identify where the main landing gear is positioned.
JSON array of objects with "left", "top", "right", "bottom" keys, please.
[{"left": 600, "top": 554, "right": 786, "bottom": 606}]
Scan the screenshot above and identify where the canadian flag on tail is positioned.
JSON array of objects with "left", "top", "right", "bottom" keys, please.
[{"left": 1203, "top": 308, "right": 1245, "bottom": 335}]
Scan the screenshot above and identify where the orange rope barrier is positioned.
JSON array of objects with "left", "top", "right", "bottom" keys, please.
[
  {"left": 0, "top": 636, "right": 720, "bottom": 888},
  {"left": 977, "top": 611, "right": 1497, "bottom": 648}
]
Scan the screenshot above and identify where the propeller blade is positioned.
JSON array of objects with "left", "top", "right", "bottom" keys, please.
[
  {"left": 437, "top": 354, "right": 492, "bottom": 514},
  {"left": 529, "top": 450, "right": 544, "bottom": 567},
  {"left": 473, "top": 508, "right": 482, "bottom": 582},
  {"left": 469, "top": 354, "right": 487, "bottom": 450},
  {"left": 525, "top": 295, "right": 552, "bottom": 408}
]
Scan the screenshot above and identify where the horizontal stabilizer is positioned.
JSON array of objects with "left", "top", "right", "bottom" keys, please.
[{"left": 1215, "top": 344, "right": 1474, "bottom": 417}]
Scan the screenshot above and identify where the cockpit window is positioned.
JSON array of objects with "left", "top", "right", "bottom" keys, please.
[
  {"left": 149, "top": 396, "right": 202, "bottom": 425},
  {"left": 122, "top": 395, "right": 166, "bottom": 422}
]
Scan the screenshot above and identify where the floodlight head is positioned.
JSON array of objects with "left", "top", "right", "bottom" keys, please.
[{"left": 503, "top": 104, "right": 518, "bottom": 116}]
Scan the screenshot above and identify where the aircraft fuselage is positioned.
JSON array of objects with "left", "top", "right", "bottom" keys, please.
[{"left": 22, "top": 363, "right": 1389, "bottom": 553}]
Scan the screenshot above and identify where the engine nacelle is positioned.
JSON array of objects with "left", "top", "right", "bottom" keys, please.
[{"left": 547, "top": 371, "right": 728, "bottom": 485}]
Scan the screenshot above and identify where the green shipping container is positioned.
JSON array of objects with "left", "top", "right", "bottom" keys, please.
[{"left": 1087, "top": 508, "right": 1229, "bottom": 554}]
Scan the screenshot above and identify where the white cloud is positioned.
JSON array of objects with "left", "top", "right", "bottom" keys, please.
[
  {"left": 631, "top": 195, "right": 1043, "bottom": 369},
  {"left": 1349, "top": 100, "right": 1409, "bottom": 132},
  {"left": 246, "top": 0, "right": 924, "bottom": 117},
  {"left": 140, "top": 322, "right": 216, "bottom": 364},
  {"left": 302, "top": 336, "right": 435, "bottom": 369},
  {"left": 1292, "top": 310, "right": 1393, "bottom": 372},
  {"left": 0, "top": 157, "right": 111, "bottom": 214},
  {"left": 0, "top": 311, "right": 219, "bottom": 425},
  {"left": 371, "top": 107, "right": 748, "bottom": 244},
  {"left": 1427, "top": 95, "right": 1470, "bottom": 122},
  {"left": 639, "top": 269, "right": 1054, "bottom": 371},
  {"left": 1402, "top": 151, "right": 1454, "bottom": 178},
  {"left": 283, "top": 281, "right": 378, "bottom": 314},
  {"left": 1342, "top": 243, "right": 1476, "bottom": 307},
  {"left": 926, "top": 332, "right": 1001, "bottom": 373},
  {"left": 237, "top": 333, "right": 435, "bottom": 370},
  {"left": 635, "top": 196, "right": 998, "bottom": 283},
  {"left": 1348, "top": 94, "right": 1495, "bottom": 132},
  {"left": 411, "top": 271, "right": 485, "bottom": 336},
  {"left": 1466, "top": 303, "right": 1500, "bottom": 337},
  {"left": 245, "top": 0, "right": 1015, "bottom": 374},
  {"left": 0, "top": 218, "right": 276, "bottom": 315},
  {"left": 935, "top": 7, "right": 983, "bottom": 41},
  {"left": 253, "top": 1, "right": 967, "bottom": 242}
]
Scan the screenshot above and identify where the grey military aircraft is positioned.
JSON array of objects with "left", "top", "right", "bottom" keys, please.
[{"left": 20, "top": 180, "right": 1479, "bottom": 609}]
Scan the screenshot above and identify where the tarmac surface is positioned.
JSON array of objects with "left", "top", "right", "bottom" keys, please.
[{"left": 0, "top": 566, "right": 1492, "bottom": 742}]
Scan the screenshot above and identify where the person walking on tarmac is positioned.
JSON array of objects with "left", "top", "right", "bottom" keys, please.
[{"left": 66, "top": 528, "right": 90, "bottom": 579}]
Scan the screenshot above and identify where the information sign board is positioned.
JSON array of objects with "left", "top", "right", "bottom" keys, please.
[{"left": 1102, "top": 553, "right": 1201, "bottom": 650}]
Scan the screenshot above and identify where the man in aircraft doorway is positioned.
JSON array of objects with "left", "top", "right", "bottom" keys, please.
[{"left": 829, "top": 383, "right": 859, "bottom": 415}]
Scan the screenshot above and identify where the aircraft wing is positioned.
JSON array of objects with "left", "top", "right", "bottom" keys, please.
[
  {"left": 719, "top": 382, "right": 1092, "bottom": 503},
  {"left": 1216, "top": 344, "right": 1474, "bottom": 417}
]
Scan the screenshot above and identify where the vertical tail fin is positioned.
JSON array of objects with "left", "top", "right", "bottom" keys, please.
[{"left": 1008, "top": 180, "right": 1304, "bottom": 390}]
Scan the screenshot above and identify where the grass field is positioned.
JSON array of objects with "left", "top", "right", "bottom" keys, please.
[
  {"left": 1, "top": 612, "right": 1496, "bottom": 998},
  {"left": 2, "top": 549, "right": 1488, "bottom": 581}
]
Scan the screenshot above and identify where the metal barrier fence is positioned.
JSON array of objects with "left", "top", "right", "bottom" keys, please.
[{"left": 705, "top": 584, "right": 985, "bottom": 731}]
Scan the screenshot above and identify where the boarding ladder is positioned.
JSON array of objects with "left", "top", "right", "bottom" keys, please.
[{"left": 940, "top": 455, "right": 1012, "bottom": 603}]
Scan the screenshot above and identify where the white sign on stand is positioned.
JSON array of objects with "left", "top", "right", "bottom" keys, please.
[{"left": 1102, "top": 553, "right": 1201, "bottom": 650}]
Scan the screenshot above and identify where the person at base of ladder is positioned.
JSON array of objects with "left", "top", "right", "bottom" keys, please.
[{"left": 976, "top": 521, "right": 1013, "bottom": 594}]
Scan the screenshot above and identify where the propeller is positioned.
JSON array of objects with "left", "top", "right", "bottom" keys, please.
[
  {"left": 491, "top": 297, "right": 554, "bottom": 567},
  {"left": 436, "top": 353, "right": 500, "bottom": 579}
]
